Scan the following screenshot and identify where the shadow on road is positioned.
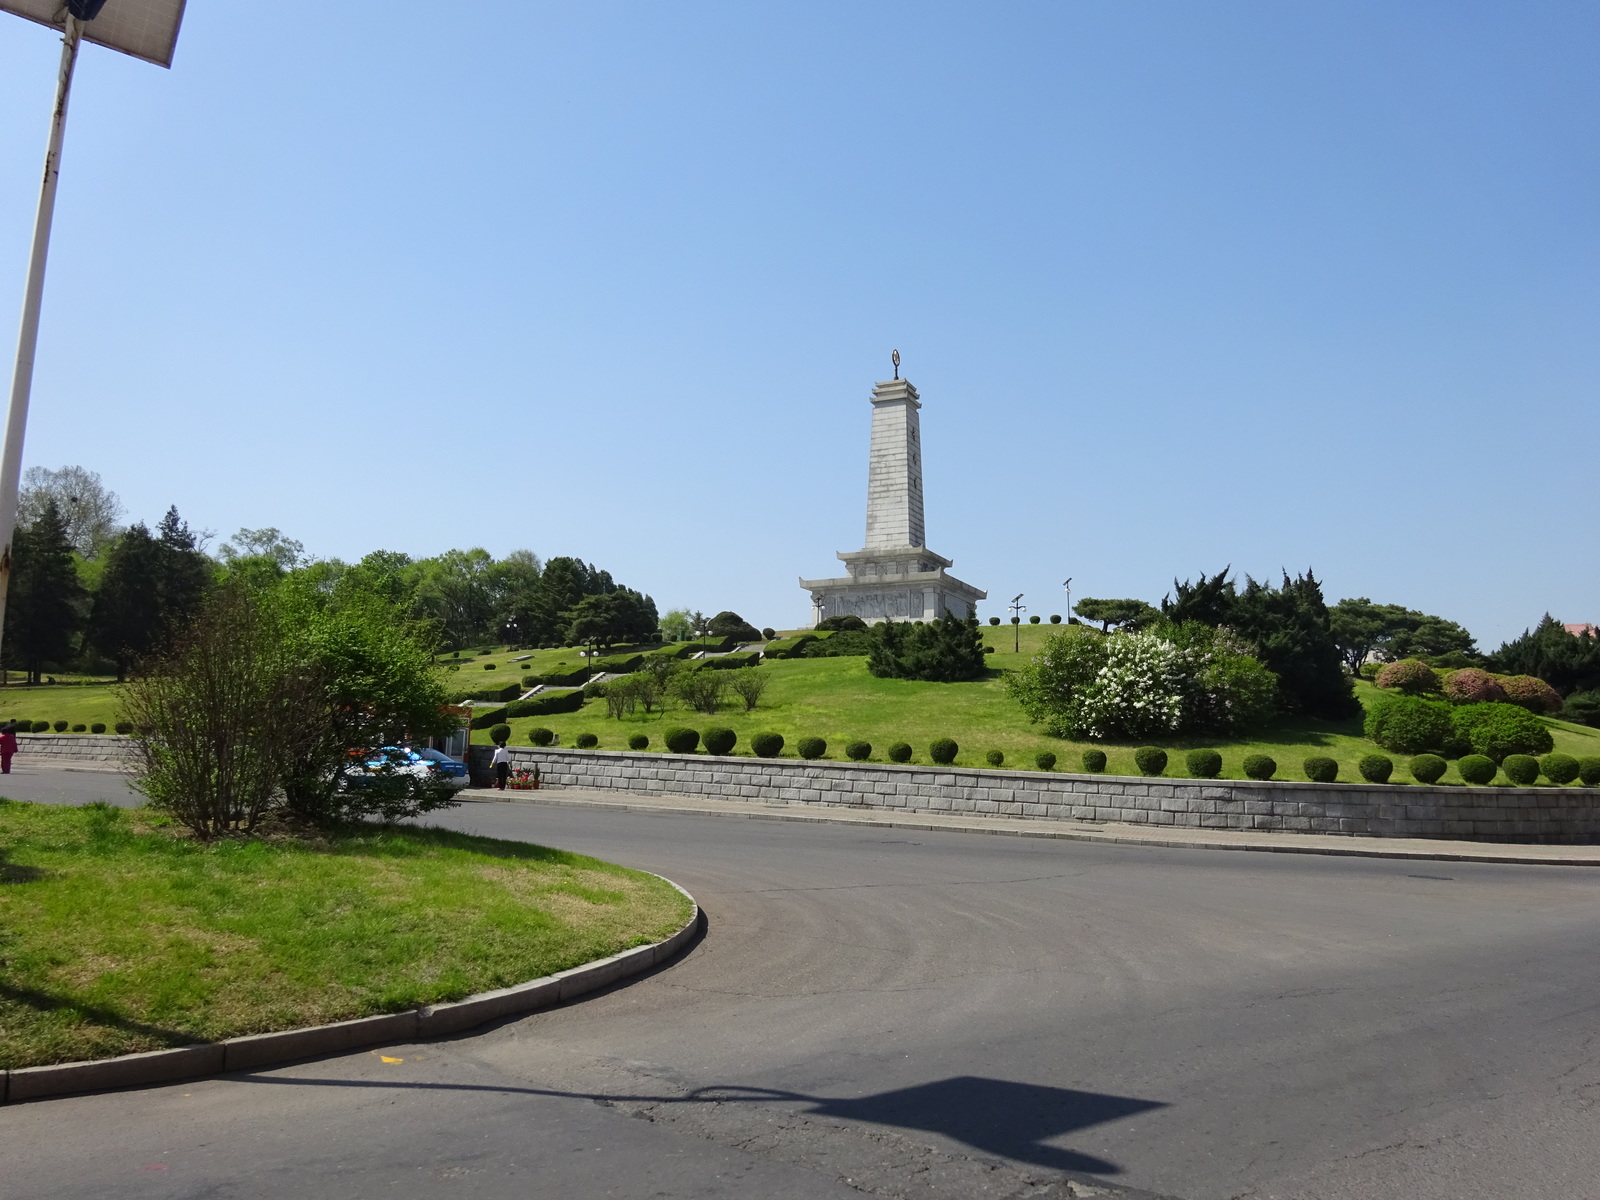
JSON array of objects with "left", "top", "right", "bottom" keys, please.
[{"left": 235, "top": 1071, "right": 1165, "bottom": 1175}]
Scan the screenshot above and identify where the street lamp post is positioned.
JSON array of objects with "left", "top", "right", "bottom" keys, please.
[
  {"left": 0, "top": 0, "right": 186, "bottom": 667},
  {"left": 1008, "top": 593, "right": 1025, "bottom": 653},
  {"left": 1062, "top": 578, "right": 1072, "bottom": 625}
]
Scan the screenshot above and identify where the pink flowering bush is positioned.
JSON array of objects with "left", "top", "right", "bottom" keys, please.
[
  {"left": 1498, "top": 674, "right": 1563, "bottom": 714},
  {"left": 1375, "top": 658, "right": 1441, "bottom": 696},
  {"left": 1441, "top": 668, "right": 1505, "bottom": 705}
]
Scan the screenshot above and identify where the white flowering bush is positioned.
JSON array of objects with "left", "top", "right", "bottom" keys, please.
[{"left": 1007, "top": 624, "right": 1277, "bottom": 740}]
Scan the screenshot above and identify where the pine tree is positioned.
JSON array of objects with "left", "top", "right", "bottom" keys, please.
[
  {"left": 5, "top": 500, "right": 86, "bottom": 683},
  {"left": 154, "top": 506, "right": 212, "bottom": 630},
  {"left": 90, "top": 523, "right": 164, "bottom": 680}
]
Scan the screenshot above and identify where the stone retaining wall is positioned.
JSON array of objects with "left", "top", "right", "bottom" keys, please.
[
  {"left": 13, "top": 733, "right": 134, "bottom": 768},
  {"left": 473, "top": 746, "right": 1600, "bottom": 844}
]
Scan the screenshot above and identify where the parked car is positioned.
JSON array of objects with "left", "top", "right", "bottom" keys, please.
[{"left": 344, "top": 746, "right": 470, "bottom": 792}]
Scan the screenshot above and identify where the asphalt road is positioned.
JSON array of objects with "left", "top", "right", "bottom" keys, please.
[{"left": 5, "top": 778, "right": 1600, "bottom": 1199}]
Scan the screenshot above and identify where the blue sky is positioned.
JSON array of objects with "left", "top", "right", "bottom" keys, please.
[{"left": 0, "top": 1, "right": 1594, "bottom": 646}]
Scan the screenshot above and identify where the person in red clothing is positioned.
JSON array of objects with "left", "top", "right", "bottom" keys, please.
[{"left": 0, "top": 720, "right": 17, "bottom": 775}]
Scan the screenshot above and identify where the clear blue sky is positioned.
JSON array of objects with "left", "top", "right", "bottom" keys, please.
[{"left": 0, "top": 1, "right": 1594, "bottom": 646}]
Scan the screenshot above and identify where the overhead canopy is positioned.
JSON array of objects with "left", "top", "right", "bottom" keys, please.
[{"left": 0, "top": 0, "right": 187, "bottom": 68}]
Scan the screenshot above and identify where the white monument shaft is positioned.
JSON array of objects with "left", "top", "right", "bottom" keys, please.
[{"left": 800, "top": 375, "right": 986, "bottom": 625}]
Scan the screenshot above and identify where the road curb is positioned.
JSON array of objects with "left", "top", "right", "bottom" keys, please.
[
  {"left": 1, "top": 876, "right": 699, "bottom": 1105},
  {"left": 507, "top": 792, "right": 1600, "bottom": 867}
]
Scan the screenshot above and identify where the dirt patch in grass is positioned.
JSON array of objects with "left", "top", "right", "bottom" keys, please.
[{"left": 0, "top": 801, "right": 691, "bottom": 1069}]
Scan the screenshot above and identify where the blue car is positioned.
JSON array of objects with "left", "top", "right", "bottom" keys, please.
[{"left": 346, "top": 746, "right": 470, "bottom": 791}]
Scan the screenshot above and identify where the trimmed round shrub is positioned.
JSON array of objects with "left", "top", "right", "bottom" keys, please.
[
  {"left": 1049, "top": 614, "right": 1062, "bottom": 624},
  {"left": 985, "top": 749, "right": 1005, "bottom": 767},
  {"left": 52, "top": 720, "right": 67, "bottom": 732},
  {"left": 1186, "top": 749, "right": 1222, "bottom": 778},
  {"left": 1502, "top": 754, "right": 1539, "bottom": 786},
  {"left": 930, "top": 738, "right": 959, "bottom": 764},
  {"left": 888, "top": 742, "right": 913, "bottom": 763},
  {"left": 1375, "top": 659, "right": 1441, "bottom": 695},
  {"left": 1011, "top": 616, "right": 1021, "bottom": 625},
  {"left": 1358, "top": 754, "right": 1394, "bottom": 784},
  {"left": 488, "top": 723, "right": 511, "bottom": 745},
  {"left": 1498, "top": 675, "right": 1563, "bottom": 714},
  {"left": 1035, "top": 751, "right": 1057, "bottom": 771},
  {"left": 90, "top": 722, "right": 106, "bottom": 735},
  {"left": 760, "top": 627, "right": 776, "bottom": 640},
  {"left": 797, "top": 736, "right": 827, "bottom": 760},
  {"left": 529, "top": 726, "right": 554, "bottom": 746},
  {"left": 483, "top": 663, "right": 497, "bottom": 670},
  {"left": 1364, "top": 695, "right": 1452, "bottom": 755},
  {"left": 1242, "top": 754, "right": 1277, "bottom": 781},
  {"left": 575, "top": 732, "right": 599, "bottom": 749},
  {"left": 664, "top": 727, "right": 700, "bottom": 754},
  {"left": 1449, "top": 702, "right": 1554, "bottom": 762},
  {"left": 1540, "top": 753, "right": 1580, "bottom": 786},
  {"left": 845, "top": 740, "right": 872, "bottom": 761},
  {"left": 71, "top": 723, "right": 86, "bottom": 733},
  {"left": 1442, "top": 668, "right": 1505, "bottom": 706},
  {"left": 988, "top": 617, "right": 1001, "bottom": 626},
  {"left": 1303, "top": 756, "right": 1338, "bottom": 783},
  {"left": 704, "top": 728, "right": 737, "bottom": 756},
  {"left": 983, "top": 646, "right": 995, "bottom": 654},
  {"left": 1409, "top": 754, "right": 1448, "bottom": 784},
  {"left": 1029, "top": 615, "right": 1041, "bottom": 625},
  {"left": 1133, "top": 746, "right": 1167, "bottom": 776},
  {"left": 1579, "top": 757, "right": 1600, "bottom": 786},
  {"left": 628, "top": 733, "right": 650, "bottom": 751},
  {"left": 1457, "top": 754, "right": 1497, "bottom": 785},
  {"left": 1081, "top": 749, "right": 1107, "bottom": 773},
  {"left": 751, "top": 732, "right": 785, "bottom": 758}
]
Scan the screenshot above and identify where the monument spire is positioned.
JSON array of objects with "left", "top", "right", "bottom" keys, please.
[{"left": 864, "top": 376, "right": 925, "bottom": 551}]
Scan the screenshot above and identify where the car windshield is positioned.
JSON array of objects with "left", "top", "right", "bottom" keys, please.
[{"left": 414, "top": 748, "right": 458, "bottom": 764}]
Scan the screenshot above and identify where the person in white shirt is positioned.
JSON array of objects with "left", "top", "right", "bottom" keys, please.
[{"left": 491, "top": 742, "right": 512, "bottom": 790}]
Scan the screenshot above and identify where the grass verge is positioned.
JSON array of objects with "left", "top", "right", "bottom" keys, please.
[{"left": 0, "top": 801, "right": 691, "bottom": 1070}]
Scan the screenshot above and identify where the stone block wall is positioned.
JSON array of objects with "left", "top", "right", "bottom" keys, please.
[
  {"left": 473, "top": 746, "right": 1600, "bottom": 844},
  {"left": 13, "top": 733, "right": 135, "bottom": 768}
]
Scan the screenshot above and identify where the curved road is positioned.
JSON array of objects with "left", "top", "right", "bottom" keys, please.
[{"left": 6, "top": 776, "right": 1600, "bottom": 1199}]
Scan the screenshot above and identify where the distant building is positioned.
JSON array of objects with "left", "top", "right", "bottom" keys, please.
[
  {"left": 1565, "top": 622, "right": 1597, "bottom": 638},
  {"left": 799, "top": 374, "right": 986, "bottom": 625}
]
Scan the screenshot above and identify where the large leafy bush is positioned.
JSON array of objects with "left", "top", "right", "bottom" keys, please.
[
  {"left": 1375, "top": 659, "right": 1441, "bottom": 695},
  {"left": 1449, "top": 703, "right": 1553, "bottom": 761},
  {"left": 1441, "top": 668, "right": 1505, "bottom": 705},
  {"left": 1363, "top": 694, "right": 1453, "bottom": 755},
  {"left": 868, "top": 615, "right": 988, "bottom": 682},
  {"left": 1497, "top": 675, "right": 1562, "bottom": 714}
]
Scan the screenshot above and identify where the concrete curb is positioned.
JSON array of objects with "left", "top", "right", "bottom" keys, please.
[
  {"left": 508, "top": 791, "right": 1600, "bottom": 868},
  {"left": 1, "top": 877, "right": 699, "bottom": 1105}
]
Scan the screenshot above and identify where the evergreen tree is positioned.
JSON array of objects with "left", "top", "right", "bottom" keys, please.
[
  {"left": 155, "top": 507, "right": 212, "bottom": 629},
  {"left": 4, "top": 500, "right": 86, "bottom": 683},
  {"left": 90, "top": 523, "right": 164, "bottom": 680},
  {"left": 1489, "top": 615, "right": 1600, "bottom": 696},
  {"left": 868, "top": 614, "right": 987, "bottom": 682}
]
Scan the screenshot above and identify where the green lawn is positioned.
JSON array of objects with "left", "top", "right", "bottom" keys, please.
[
  {"left": 0, "top": 801, "right": 692, "bottom": 1069},
  {"left": 0, "top": 683, "right": 122, "bottom": 730},
  {"left": 481, "top": 625, "right": 1600, "bottom": 787}
]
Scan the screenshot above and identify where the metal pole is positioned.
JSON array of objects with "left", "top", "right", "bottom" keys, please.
[{"left": 0, "top": 16, "right": 84, "bottom": 673}]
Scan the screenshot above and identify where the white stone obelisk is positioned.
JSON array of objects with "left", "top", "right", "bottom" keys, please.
[{"left": 863, "top": 378, "right": 926, "bottom": 550}]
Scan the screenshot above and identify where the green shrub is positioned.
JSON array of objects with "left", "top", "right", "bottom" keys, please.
[
  {"left": 1186, "top": 749, "right": 1222, "bottom": 778},
  {"left": 664, "top": 727, "right": 699, "bottom": 754},
  {"left": 1562, "top": 689, "right": 1600, "bottom": 728},
  {"left": 1035, "top": 751, "right": 1057, "bottom": 770},
  {"left": 930, "top": 738, "right": 959, "bottom": 764},
  {"left": 575, "top": 732, "right": 599, "bottom": 749},
  {"left": 1029, "top": 615, "right": 1041, "bottom": 624},
  {"left": 483, "top": 663, "right": 497, "bottom": 670},
  {"left": 703, "top": 728, "right": 737, "bottom": 756},
  {"left": 31, "top": 720, "right": 48, "bottom": 733},
  {"left": 488, "top": 723, "right": 511, "bottom": 745},
  {"left": 1498, "top": 674, "right": 1562, "bottom": 714},
  {"left": 115, "top": 721, "right": 133, "bottom": 735},
  {"left": 1364, "top": 695, "right": 1453, "bottom": 755},
  {"left": 751, "top": 732, "right": 784, "bottom": 758},
  {"left": 1358, "top": 754, "right": 1394, "bottom": 784},
  {"left": 1049, "top": 614, "right": 1062, "bottom": 624},
  {"left": 816, "top": 615, "right": 867, "bottom": 632},
  {"left": 1242, "top": 754, "right": 1276, "bottom": 781},
  {"left": 525, "top": 665, "right": 591, "bottom": 687},
  {"left": 989, "top": 617, "right": 1001, "bottom": 626},
  {"left": 1081, "top": 749, "right": 1107, "bottom": 773},
  {"left": 1580, "top": 757, "right": 1600, "bottom": 786},
  {"left": 1458, "top": 755, "right": 1497, "bottom": 785},
  {"left": 1540, "top": 753, "right": 1580, "bottom": 785},
  {"left": 1409, "top": 754, "right": 1448, "bottom": 784},
  {"left": 1303, "top": 756, "right": 1338, "bottom": 783},
  {"left": 1375, "top": 658, "right": 1441, "bottom": 695},
  {"left": 628, "top": 733, "right": 649, "bottom": 751},
  {"left": 1449, "top": 702, "right": 1554, "bottom": 761},
  {"left": 90, "top": 723, "right": 106, "bottom": 734},
  {"left": 530, "top": 727, "right": 554, "bottom": 746},
  {"left": 760, "top": 627, "right": 776, "bottom": 640},
  {"left": 888, "top": 741, "right": 913, "bottom": 763},
  {"left": 845, "top": 740, "right": 872, "bottom": 761},
  {"left": 71, "top": 724, "right": 86, "bottom": 733},
  {"left": 1501, "top": 754, "right": 1539, "bottom": 786},
  {"left": 505, "top": 688, "right": 585, "bottom": 718},
  {"left": 1358, "top": 661, "right": 1382, "bottom": 681},
  {"left": 1134, "top": 746, "right": 1167, "bottom": 776},
  {"left": 798, "top": 737, "right": 827, "bottom": 760},
  {"left": 52, "top": 720, "right": 67, "bottom": 732},
  {"left": 985, "top": 749, "right": 1004, "bottom": 767}
]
